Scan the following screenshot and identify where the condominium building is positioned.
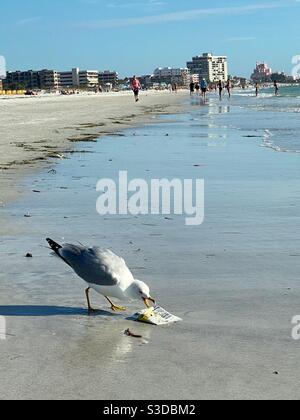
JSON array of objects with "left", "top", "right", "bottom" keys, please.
[
  {"left": 59, "top": 70, "right": 76, "bottom": 88},
  {"left": 3, "top": 68, "right": 99, "bottom": 90},
  {"left": 187, "top": 53, "right": 228, "bottom": 83},
  {"left": 4, "top": 70, "right": 40, "bottom": 90},
  {"left": 59, "top": 68, "right": 99, "bottom": 89},
  {"left": 78, "top": 69, "right": 99, "bottom": 88},
  {"left": 98, "top": 70, "right": 118, "bottom": 87},
  {"left": 153, "top": 67, "right": 190, "bottom": 86},
  {"left": 39, "top": 69, "right": 60, "bottom": 90}
]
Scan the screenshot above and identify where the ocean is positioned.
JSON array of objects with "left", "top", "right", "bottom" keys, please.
[{"left": 232, "top": 85, "right": 300, "bottom": 152}]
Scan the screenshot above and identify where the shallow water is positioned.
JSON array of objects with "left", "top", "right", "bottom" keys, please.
[
  {"left": 1, "top": 92, "right": 300, "bottom": 399},
  {"left": 233, "top": 85, "right": 300, "bottom": 152}
]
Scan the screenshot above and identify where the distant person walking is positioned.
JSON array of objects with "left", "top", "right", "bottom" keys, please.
[
  {"left": 200, "top": 78, "right": 208, "bottom": 100},
  {"left": 131, "top": 76, "right": 141, "bottom": 102},
  {"left": 226, "top": 79, "right": 232, "bottom": 98},
  {"left": 255, "top": 83, "right": 259, "bottom": 97},
  {"left": 274, "top": 80, "right": 279, "bottom": 96},
  {"left": 189, "top": 81, "right": 195, "bottom": 96},
  {"left": 195, "top": 82, "right": 200, "bottom": 96},
  {"left": 218, "top": 80, "right": 223, "bottom": 101}
]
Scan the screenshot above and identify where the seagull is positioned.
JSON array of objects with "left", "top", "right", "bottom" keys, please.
[{"left": 46, "top": 238, "right": 155, "bottom": 313}]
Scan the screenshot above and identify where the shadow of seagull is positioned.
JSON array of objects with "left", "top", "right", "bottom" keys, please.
[{"left": 0, "top": 306, "right": 121, "bottom": 317}]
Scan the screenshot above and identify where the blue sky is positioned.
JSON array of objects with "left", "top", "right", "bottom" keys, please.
[{"left": 1, "top": 0, "right": 299, "bottom": 77}]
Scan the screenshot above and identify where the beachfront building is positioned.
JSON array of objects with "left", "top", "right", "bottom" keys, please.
[
  {"left": 138, "top": 74, "right": 153, "bottom": 89},
  {"left": 187, "top": 53, "right": 228, "bottom": 83},
  {"left": 3, "top": 69, "right": 57, "bottom": 90},
  {"left": 4, "top": 70, "right": 40, "bottom": 90},
  {"left": 59, "top": 69, "right": 77, "bottom": 88},
  {"left": 59, "top": 68, "right": 99, "bottom": 89},
  {"left": 3, "top": 68, "right": 100, "bottom": 90},
  {"left": 39, "top": 69, "right": 60, "bottom": 90},
  {"left": 98, "top": 71, "right": 118, "bottom": 88},
  {"left": 78, "top": 69, "right": 99, "bottom": 89},
  {"left": 251, "top": 63, "right": 296, "bottom": 84},
  {"left": 152, "top": 67, "right": 190, "bottom": 87},
  {"left": 251, "top": 62, "right": 272, "bottom": 83}
]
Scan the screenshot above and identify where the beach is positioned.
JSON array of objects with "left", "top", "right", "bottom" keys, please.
[
  {"left": 0, "top": 91, "right": 185, "bottom": 206},
  {"left": 1, "top": 88, "right": 300, "bottom": 400}
]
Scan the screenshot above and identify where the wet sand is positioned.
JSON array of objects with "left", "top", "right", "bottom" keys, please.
[
  {"left": 1, "top": 93, "right": 300, "bottom": 400},
  {"left": 0, "top": 91, "right": 186, "bottom": 205}
]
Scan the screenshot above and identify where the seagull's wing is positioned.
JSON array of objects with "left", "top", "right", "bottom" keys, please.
[{"left": 59, "top": 244, "right": 134, "bottom": 287}]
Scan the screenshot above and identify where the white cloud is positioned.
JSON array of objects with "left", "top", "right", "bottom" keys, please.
[
  {"left": 106, "top": 0, "right": 166, "bottom": 8},
  {"left": 225, "top": 36, "right": 257, "bottom": 42},
  {"left": 17, "top": 17, "right": 41, "bottom": 26},
  {"left": 74, "top": 1, "right": 295, "bottom": 29}
]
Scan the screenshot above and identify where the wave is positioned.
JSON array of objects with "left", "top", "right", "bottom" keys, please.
[{"left": 261, "top": 129, "right": 300, "bottom": 153}]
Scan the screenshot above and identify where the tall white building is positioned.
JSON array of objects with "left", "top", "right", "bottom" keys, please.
[{"left": 187, "top": 53, "right": 228, "bottom": 83}]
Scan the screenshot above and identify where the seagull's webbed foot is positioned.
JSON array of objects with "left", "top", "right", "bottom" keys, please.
[
  {"left": 105, "top": 296, "right": 127, "bottom": 312},
  {"left": 110, "top": 304, "right": 127, "bottom": 312}
]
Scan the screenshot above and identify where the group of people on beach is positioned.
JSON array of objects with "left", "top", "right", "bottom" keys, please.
[
  {"left": 219, "top": 79, "right": 232, "bottom": 100},
  {"left": 189, "top": 78, "right": 209, "bottom": 99},
  {"left": 130, "top": 75, "right": 232, "bottom": 103},
  {"left": 189, "top": 78, "right": 232, "bottom": 101},
  {"left": 130, "top": 75, "right": 280, "bottom": 103},
  {"left": 255, "top": 80, "right": 279, "bottom": 97}
]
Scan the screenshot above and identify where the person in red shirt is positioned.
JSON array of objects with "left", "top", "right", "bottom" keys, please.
[{"left": 131, "top": 75, "right": 141, "bottom": 102}]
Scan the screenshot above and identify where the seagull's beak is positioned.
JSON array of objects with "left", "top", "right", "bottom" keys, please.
[{"left": 143, "top": 297, "right": 156, "bottom": 308}]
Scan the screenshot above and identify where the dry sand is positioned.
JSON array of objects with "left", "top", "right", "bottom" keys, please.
[{"left": 0, "top": 90, "right": 186, "bottom": 204}]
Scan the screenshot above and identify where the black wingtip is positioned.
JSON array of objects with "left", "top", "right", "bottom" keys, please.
[
  {"left": 46, "top": 238, "right": 72, "bottom": 268},
  {"left": 46, "top": 238, "right": 72, "bottom": 267},
  {"left": 46, "top": 238, "right": 62, "bottom": 254}
]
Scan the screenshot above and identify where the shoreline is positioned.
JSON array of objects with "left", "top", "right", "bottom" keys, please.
[{"left": 0, "top": 90, "right": 187, "bottom": 206}]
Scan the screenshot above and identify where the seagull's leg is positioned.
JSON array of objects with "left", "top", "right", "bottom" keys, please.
[
  {"left": 85, "top": 288, "right": 97, "bottom": 314},
  {"left": 105, "top": 296, "right": 126, "bottom": 312}
]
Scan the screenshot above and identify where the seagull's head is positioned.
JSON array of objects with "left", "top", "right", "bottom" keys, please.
[{"left": 129, "top": 279, "right": 156, "bottom": 308}]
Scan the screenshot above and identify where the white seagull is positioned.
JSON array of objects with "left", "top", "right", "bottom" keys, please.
[{"left": 46, "top": 238, "right": 155, "bottom": 313}]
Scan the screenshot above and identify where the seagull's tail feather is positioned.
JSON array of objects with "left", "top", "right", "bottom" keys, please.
[{"left": 46, "top": 238, "right": 72, "bottom": 267}]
